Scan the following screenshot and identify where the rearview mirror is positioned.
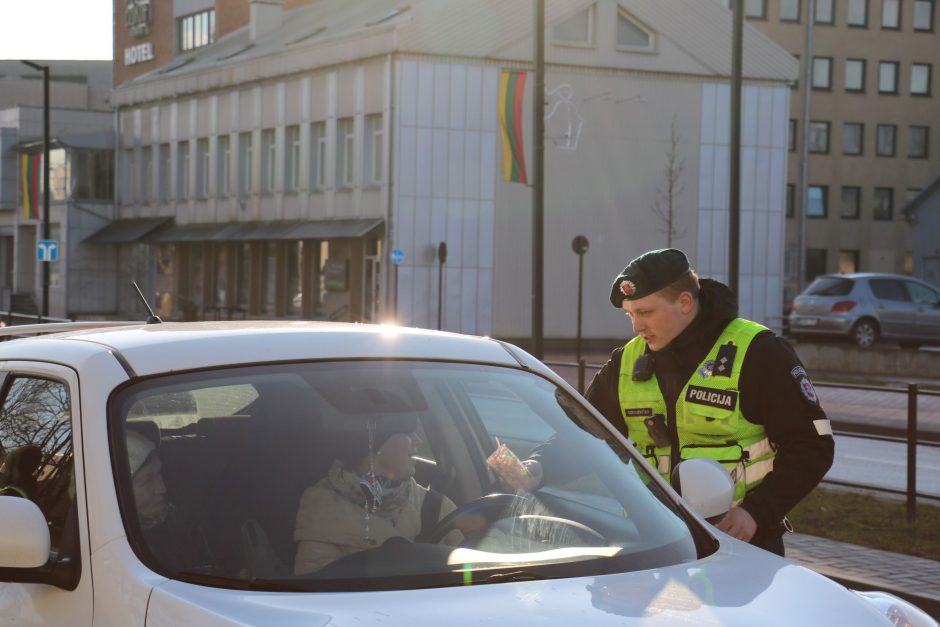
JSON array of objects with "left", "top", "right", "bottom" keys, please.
[
  {"left": 670, "top": 458, "right": 734, "bottom": 524},
  {"left": 0, "top": 496, "right": 51, "bottom": 569}
]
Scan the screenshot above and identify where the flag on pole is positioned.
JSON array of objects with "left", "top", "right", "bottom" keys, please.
[
  {"left": 20, "top": 153, "right": 41, "bottom": 220},
  {"left": 498, "top": 70, "right": 528, "bottom": 184}
]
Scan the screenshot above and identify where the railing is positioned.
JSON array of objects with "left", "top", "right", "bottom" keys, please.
[{"left": 544, "top": 359, "right": 939, "bottom": 521}]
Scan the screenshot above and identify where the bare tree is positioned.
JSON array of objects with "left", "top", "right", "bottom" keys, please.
[{"left": 652, "top": 115, "right": 686, "bottom": 247}]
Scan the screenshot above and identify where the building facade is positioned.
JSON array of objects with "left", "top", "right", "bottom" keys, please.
[
  {"left": 0, "top": 61, "right": 114, "bottom": 319},
  {"left": 724, "top": 0, "right": 939, "bottom": 304},
  {"left": 109, "top": 0, "right": 798, "bottom": 337}
]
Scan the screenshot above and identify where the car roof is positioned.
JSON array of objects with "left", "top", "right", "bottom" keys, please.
[
  {"left": 815, "top": 272, "right": 925, "bottom": 281},
  {"left": 0, "top": 321, "right": 527, "bottom": 378}
]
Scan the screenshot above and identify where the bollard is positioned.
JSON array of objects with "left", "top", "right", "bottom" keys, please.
[{"left": 906, "top": 383, "right": 917, "bottom": 523}]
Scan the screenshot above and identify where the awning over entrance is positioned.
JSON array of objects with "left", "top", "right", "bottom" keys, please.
[
  {"left": 84, "top": 217, "right": 173, "bottom": 244},
  {"left": 148, "top": 218, "right": 384, "bottom": 242}
]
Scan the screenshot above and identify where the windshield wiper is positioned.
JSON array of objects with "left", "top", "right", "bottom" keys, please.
[{"left": 484, "top": 569, "right": 548, "bottom": 583}]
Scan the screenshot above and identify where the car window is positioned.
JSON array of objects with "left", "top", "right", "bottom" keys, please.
[
  {"left": 868, "top": 278, "right": 909, "bottom": 302},
  {"left": 110, "top": 361, "right": 698, "bottom": 591},
  {"left": 905, "top": 281, "right": 940, "bottom": 305},
  {"left": 0, "top": 377, "right": 76, "bottom": 556},
  {"left": 805, "top": 276, "right": 853, "bottom": 296}
]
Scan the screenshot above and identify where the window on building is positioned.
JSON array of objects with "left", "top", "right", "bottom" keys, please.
[
  {"left": 177, "top": 142, "right": 190, "bottom": 200},
  {"left": 788, "top": 119, "right": 797, "bottom": 152},
  {"left": 807, "top": 185, "right": 828, "bottom": 217},
  {"left": 873, "top": 187, "right": 893, "bottom": 220},
  {"left": 310, "top": 122, "right": 326, "bottom": 191},
  {"left": 196, "top": 138, "right": 209, "bottom": 198},
  {"left": 179, "top": 9, "right": 216, "bottom": 52},
  {"left": 882, "top": 0, "right": 901, "bottom": 27},
  {"left": 914, "top": 0, "right": 935, "bottom": 30},
  {"left": 876, "top": 124, "right": 897, "bottom": 156},
  {"left": 839, "top": 250, "right": 860, "bottom": 273},
  {"left": 786, "top": 183, "right": 795, "bottom": 217},
  {"left": 553, "top": 5, "right": 595, "bottom": 46},
  {"left": 336, "top": 117, "right": 355, "bottom": 189},
  {"left": 815, "top": 0, "right": 834, "bottom": 23},
  {"left": 159, "top": 143, "right": 170, "bottom": 202},
  {"left": 616, "top": 9, "right": 652, "bottom": 48},
  {"left": 239, "top": 132, "right": 253, "bottom": 195},
  {"left": 847, "top": 0, "right": 869, "bottom": 25},
  {"left": 780, "top": 0, "right": 801, "bottom": 21},
  {"left": 363, "top": 114, "right": 384, "bottom": 185},
  {"left": 745, "top": 0, "right": 767, "bottom": 18},
  {"left": 879, "top": 61, "right": 899, "bottom": 93},
  {"left": 135, "top": 146, "right": 150, "bottom": 203},
  {"left": 217, "top": 134, "right": 230, "bottom": 196},
  {"left": 845, "top": 59, "right": 866, "bottom": 91},
  {"left": 261, "top": 130, "right": 276, "bottom": 194},
  {"left": 809, "top": 121, "right": 830, "bottom": 153},
  {"left": 812, "top": 57, "right": 832, "bottom": 88},
  {"left": 285, "top": 125, "right": 300, "bottom": 192},
  {"left": 911, "top": 63, "right": 932, "bottom": 95},
  {"left": 72, "top": 149, "right": 114, "bottom": 201},
  {"left": 121, "top": 149, "right": 135, "bottom": 202},
  {"left": 792, "top": 53, "right": 800, "bottom": 89},
  {"left": 806, "top": 248, "right": 828, "bottom": 281},
  {"left": 908, "top": 126, "right": 929, "bottom": 158},
  {"left": 840, "top": 186, "right": 861, "bottom": 218},
  {"left": 843, "top": 122, "right": 864, "bottom": 155}
]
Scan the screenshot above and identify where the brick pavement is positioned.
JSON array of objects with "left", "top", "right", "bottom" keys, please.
[{"left": 786, "top": 533, "right": 940, "bottom": 618}]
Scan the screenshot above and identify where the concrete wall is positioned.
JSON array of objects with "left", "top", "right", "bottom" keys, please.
[{"left": 792, "top": 341, "right": 940, "bottom": 380}]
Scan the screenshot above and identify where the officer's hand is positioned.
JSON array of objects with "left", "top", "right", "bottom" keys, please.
[{"left": 714, "top": 506, "right": 757, "bottom": 542}]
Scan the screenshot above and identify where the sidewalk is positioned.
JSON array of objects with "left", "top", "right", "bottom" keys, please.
[{"left": 786, "top": 533, "right": 940, "bottom": 619}]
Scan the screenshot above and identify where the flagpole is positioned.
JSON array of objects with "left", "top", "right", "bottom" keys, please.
[{"left": 532, "top": 0, "right": 545, "bottom": 359}]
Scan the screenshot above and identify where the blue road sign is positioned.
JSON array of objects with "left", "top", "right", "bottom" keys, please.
[
  {"left": 390, "top": 247, "right": 405, "bottom": 265},
  {"left": 37, "top": 240, "right": 59, "bottom": 262}
]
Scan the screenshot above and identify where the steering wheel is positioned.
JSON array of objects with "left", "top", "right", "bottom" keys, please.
[
  {"left": 422, "top": 493, "right": 607, "bottom": 548},
  {"left": 421, "top": 493, "right": 529, "bottom": 544}
]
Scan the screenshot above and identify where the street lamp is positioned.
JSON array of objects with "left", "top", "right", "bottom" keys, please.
[{"left": 20, "top": 60, "right": 50, "bottom": 321}]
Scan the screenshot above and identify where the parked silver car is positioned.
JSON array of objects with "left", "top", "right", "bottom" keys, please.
[{"left": 789, "top": 273, "right": 940, "bottom": 348}]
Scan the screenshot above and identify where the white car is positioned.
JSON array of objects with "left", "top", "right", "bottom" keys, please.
[{"left": 0, "top": 321, "right": 934, "bottom": 626}]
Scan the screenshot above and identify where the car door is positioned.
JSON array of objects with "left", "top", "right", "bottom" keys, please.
[
  {"left": 867, "top": 278, "right": 916, "bottom": 339},
  {"left": 904, "top": 280, "right": 940, "bottom": 341},
  {"left": 0, "top": 364, "right": 93, "bottom": 627}
]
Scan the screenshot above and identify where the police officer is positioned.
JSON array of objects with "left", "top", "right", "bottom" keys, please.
[{"left": 588, "top": 248, "right": 834, "bottom": 555}]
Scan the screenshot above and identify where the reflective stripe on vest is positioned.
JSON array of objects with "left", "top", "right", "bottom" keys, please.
[{"left": 619, "top": 318, "right": 777, "bottom": 503}]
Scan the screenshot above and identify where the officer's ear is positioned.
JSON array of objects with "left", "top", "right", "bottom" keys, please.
[{"left": 677, "top": 290, "right": 696, "bottom": 315}]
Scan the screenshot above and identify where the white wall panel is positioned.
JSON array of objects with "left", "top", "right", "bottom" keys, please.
[
  {"left": 417, "top": 62, "right": 434, "bottom": 125},
  {"left": 433, "top": 64, "right": 450, "bottom": 128},
  {"left": 398, "top": 126, "right": 416, "bottom": 196},
  {"left": 463, "top": 131, "right": 481, "bottom": 200},
  {"left": 432, "top": 129, "right": 449, "bottom": 197},
  {"left": 416, "top": 127, "right": 433, "bottom": 197},
  {"left": 447, "top": 131, "right": 465, "bottom": 198},
  {"left": 449, "top": 65, "right": 467, "bottom": 130},
  {"left": 461, "top": 268, "right": 478, "bottom": 333}
]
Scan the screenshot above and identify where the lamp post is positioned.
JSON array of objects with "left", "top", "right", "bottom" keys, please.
[{"left": 21, "top": 60, "right": 50, "bottom": 321}]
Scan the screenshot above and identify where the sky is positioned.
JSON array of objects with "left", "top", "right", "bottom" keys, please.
[{"left": 0, "top": 0, "right": 113, "bottom": 60}]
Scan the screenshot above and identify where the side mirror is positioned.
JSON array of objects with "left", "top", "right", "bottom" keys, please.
[
  {"left": 0, "top": 496, "right": 51, "bottom": 568},
  {"left": 670, "top": 458, "right": 734, "bottom": 524}
]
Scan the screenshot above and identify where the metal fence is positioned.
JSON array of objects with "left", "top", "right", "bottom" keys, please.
[{"left": 544, "top": 359, "right": 938, "bottom": 521}]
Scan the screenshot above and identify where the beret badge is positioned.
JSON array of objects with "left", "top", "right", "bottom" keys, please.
[{"left": 619, "top": 280, "right": 636, "bottom": 297}]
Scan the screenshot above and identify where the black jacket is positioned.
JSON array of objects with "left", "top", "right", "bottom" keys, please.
[{"left": 585, "top": 279, "right": 834, "bottom": 549}]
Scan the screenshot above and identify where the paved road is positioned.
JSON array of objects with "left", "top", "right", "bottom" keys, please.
[
  {"left": 815, "top": 385, "right": 940, "bottom": 438},
  {"left": 826, "top": 434, "right": 940, "bottom": 498}
]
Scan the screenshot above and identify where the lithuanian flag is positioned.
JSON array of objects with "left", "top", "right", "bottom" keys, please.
[
  {"left": 20, "top": 154, "right": 40, "bottom": 220},
  {"left": 498, "top": 70, "right": 528, "bottom": 184}
]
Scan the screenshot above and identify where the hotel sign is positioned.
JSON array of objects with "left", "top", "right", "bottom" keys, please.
[{"left": 125, "top": 0, "right": 152, "bottom": 37}]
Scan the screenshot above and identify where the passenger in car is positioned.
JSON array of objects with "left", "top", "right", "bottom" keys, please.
[
  {"left": 126, "top": 428, "right": 212, "bottom": 572},
  {"left": 293, "top": 414, "right": 462, "bottom": 575}
]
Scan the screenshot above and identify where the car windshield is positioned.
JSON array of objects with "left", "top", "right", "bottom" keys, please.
[
  {"left": 111, "top": 360, "right": 701, "bottom": 591},
  {"left": 804, "top": 276, "right": 854, "bottom": 297}
]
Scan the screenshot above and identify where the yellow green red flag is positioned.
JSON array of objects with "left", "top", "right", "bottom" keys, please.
[
  {"left": 20, "top": 153, "right": 40, "bottom": 220},
  {"left": 498, "top": 70, "right": 528, "bottom": 184}
]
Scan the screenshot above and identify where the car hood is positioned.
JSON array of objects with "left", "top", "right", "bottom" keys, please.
[{"left": 147, "top": 540, "right": 888, "bottom": 626}]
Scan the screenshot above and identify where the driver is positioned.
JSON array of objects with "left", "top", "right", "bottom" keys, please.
[{"left": 293, "top": 415, "right": 462, "bottom": 575}]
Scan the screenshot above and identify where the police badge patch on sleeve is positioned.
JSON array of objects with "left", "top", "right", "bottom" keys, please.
[{"left": 790, "top": 366, "right": 819, "bottom": 404}]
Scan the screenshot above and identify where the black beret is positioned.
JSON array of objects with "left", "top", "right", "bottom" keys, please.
[{"left": 609, "top": 248, "right": 692, "bottom": 308}]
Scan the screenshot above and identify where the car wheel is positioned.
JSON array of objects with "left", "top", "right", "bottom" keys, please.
[{"left": 851, "top": 319, "right": 878, "bottom": 348}]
